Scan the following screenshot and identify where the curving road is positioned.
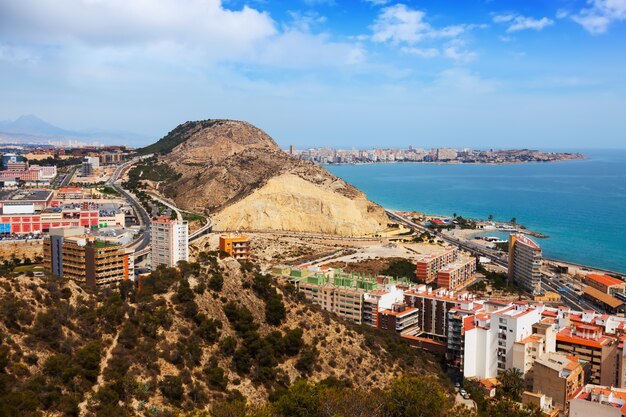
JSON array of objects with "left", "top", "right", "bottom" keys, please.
[{"left": 107, "top": 157, "right": 152, "bottom": 252}]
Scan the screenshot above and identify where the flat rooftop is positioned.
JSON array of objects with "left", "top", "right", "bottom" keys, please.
[{"left": 0, "top": 189, "right": 53, "bottom": 202}]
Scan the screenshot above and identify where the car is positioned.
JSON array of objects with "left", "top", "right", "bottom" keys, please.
[
  {"left": 460, "top": 389, "right": 467, "bottom": 396},
  {"left": 463, "top": 394, "right": 471, "bottom": 400}
]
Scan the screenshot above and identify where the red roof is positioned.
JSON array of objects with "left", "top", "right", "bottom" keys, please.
[{"left": 587, "top": 273, "right": 625, "bottom": 288}]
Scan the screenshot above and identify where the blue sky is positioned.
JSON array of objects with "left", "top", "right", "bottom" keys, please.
[{"left": 0, "top": 0, "right": 625, "bottom": 148}]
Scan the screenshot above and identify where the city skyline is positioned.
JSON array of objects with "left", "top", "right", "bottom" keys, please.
[{"left": 1, "top": 0, "right": 625, "bottom": 149}]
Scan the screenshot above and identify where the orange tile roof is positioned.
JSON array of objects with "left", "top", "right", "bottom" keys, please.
[
  {"left": 583, "top": 286, "right": 625, "bottom": 309},
  {"left": 557, "top": 328, "right": 613, "bottom": 349},
  {"left": 587, "top": 274, "right": 625, "bottom": 288}
]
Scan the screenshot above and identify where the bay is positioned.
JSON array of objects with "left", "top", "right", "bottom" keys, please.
[{"left": 326, "top": 149, "right": 626, "bottom": 274}]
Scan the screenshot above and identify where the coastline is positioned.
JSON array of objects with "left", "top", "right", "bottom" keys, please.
[
  {"left": 320, "top": 156, "right": 587, "bottom": 167},
  {"left": 393, "top": 209, "right": 625, "bottom": 277}
]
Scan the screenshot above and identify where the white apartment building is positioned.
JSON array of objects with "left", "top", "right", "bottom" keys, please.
[
  {"left": 151, "top": 217, "right": 188, "bottom": 270},
  {"left": 463, "top": 301, "right": 541, "bottom": 379}
]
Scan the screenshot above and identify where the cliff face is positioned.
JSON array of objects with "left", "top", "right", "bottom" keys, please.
[{"left": 146, "top": 119, "right": 387, "bottom": 236}]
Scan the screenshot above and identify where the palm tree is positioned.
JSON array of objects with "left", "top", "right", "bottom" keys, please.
[
  {"left": 498, "top": 367, "right": 524, "bottom": 401},
  {"left": 488, "top": 214, "right": 493, "bottom": 221}
]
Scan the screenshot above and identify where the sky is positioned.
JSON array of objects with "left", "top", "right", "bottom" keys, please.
[{"left": 0, "top": 0, "right": 625, "bottom": 149}]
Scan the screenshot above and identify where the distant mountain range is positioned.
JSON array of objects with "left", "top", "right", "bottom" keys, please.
[{"left": 0, "top": 115, "right": 150, "bottom": 147}]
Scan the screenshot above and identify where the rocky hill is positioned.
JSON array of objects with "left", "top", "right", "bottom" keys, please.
[
  {"left": 138, "top": 119, "right": 388, "bottom": 236},
  {"left": 0, "top": 254, "right": 446, "bottom": 416}
]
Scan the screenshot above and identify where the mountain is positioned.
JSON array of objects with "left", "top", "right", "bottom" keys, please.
[
  {"left": 140, "top": 119, "right": 389, "bottom": 236},
  {"left": 0, "top": 256, "right": 445, "bottom": 415},
  {"left": 0, "top": 114, "right": 149, "bottom": 146}
]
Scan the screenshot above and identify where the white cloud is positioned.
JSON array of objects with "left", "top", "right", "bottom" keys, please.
[
  {"left": 493, "top": 13, "right": 554, "bottom": 32},
  {"left": 432, "top": 68, "right": 498, "bottom": 94},
  {"left": 0, "top": 0, "right": 277, "bottom": 49},
  {"left": 572, "top": 0, "right": 626, "bottom": 34},
  {"left": 401, "top": 47, "right": 439, "bottom": 58},
  {"left": 442, "top": 40, "right": 477, "bottom": 63},
  {"left": 287, "top": 11, "right": 327, "bottom": 32},
  {"left": 371, "top": 4, "right": 469, "bottom": 44}
]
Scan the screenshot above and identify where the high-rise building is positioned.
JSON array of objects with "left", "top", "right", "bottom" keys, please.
[
  {"left": 151, "top": 217, "right": 189, "bottom": 269},
  {"left": 508, "top": 234, "right": 543, "bottom": 295},
  {"left": 43, "top": 227, "right": 134, "bottom": 286}
]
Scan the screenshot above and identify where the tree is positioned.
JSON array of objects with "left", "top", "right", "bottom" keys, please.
[
  {"left": 159, "top": 375, "right": 184, "bottom": 405},
  {"left": 383, "top": 375, "right": 450, "bottom": 417},
  {"left": 510, "top": 217, "right": 517, "bottom": 225},
  {"left": 265, "top": 295, "right": 286, "bottom": 326},
  {"left": 488, "top": 214, "right": 494, "bottom": 221},
  {"left": 498, "top": 367, "right": 524, "bottom": 401}
]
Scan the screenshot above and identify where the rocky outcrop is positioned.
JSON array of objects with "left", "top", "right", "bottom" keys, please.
[
  {"left": 146, "top": 119, "right": 387, "bottom": 236},
  {"left": 212, "top": 173, "right": 386, "bottom": 236}
]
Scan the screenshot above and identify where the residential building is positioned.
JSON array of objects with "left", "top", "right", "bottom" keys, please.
[
  {"left": 219, "top": 235, "right": 251, "bottom": 260},
  {"left": 415, "top": 246, "right": 459, "bottom": 283},
  {"left": 569, "top": 385, "right": 626, "bottom": 417},
  {"left": 521, "top": 392, "right": 560, "bottom": 417},
  {"left": 584, "top": 274, "right": 626, "bottom": 296},
  {"left": 437, "top": 256, "right": 476, "bottom": 290},
  {"left": 463, "top": 301, "right": 541, "bottom": 379},
  {"left": 151, "top": 217, "right": 188, "bottom": 269},
  {"left": 378, "top": 302, "right": 420, "bottom": 334},
  {"left": 404, "top": 286, "right": 477, "bottom": 341},
  {"left": 436, "top": 148, "right": 458, "bottom": 161},
  {"left": 556, "top": 323, "right": 619, "bottom": 386},
  {"left": 528, "top": 352, "right": 585, "bottom": 409},
  {"left": 512, "top": 320, "right": 558, "bottom": 376},
  {"left": 508, "top": 233, "right": 543, "bottom": 295},
  {"left": 44, "top": 227, "right": 134, "bottom": 286}
]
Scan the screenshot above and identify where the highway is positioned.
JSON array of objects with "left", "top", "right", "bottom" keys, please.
[
  {"left": 385, "top": 209, "right": 598, "bottom": 311},
  {"left": 107, "top": 158, "right": 152, "bottom": 252}
]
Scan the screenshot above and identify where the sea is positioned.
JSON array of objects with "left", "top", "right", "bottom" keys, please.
[{"left": 325, "top": 149, "right": 626, "bottom": 274}]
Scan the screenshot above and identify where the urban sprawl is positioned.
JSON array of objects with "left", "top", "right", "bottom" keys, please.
[{"left": 0, "top": 144, "right": 623, "bottom": 417}]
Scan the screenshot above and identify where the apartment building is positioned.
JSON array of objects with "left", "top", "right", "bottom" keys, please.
[
  {"left": 529, "top": 352, "right": 585, "bottom": 409},
  {"left": 378, "top": 302, "right": 420, "bottom": 334},
  {"left": 415, "top": 246, "right": 459, "bottom": 283},
  {"left": 297, "top": 272, "right": 372, "bottom": 324},
  {"left": 508, "top": 233, "right": 543, "bottom": 295},
  {"left": 404, "top": 286, "right": 477, "bottom": 340},
  {"left": 437, "top": 256, "right": 476, "bottom": 290},
  {"left": 219, "top": 235, "right": 251, "bottom": 260},
  {"left": 556, "top": 322, "right": 619, "bottom": 386},
  {"left": 569, "top": 385, "right": 626, "bottom": 417},
  {"left": 44, "top": 227, "right": 134, "bottom": 286},
  {"left": 151, "top": 217, "right": 188, "bottom": 269},
  {"left": 463, "top": 302, "right": 541, "bottom": 379}
]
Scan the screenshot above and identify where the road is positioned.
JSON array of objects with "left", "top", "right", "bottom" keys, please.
[
  {"left": 107, "top": 158, "right": 152, "bottom": 252},
  {"left": 385, "top": 209, "right": 596, "bottom": 311},
  {"left": 52, "top": 165, "right": 78, "bottom": 188}
]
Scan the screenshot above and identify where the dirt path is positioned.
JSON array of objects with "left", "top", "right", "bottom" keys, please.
[{"left": 77, "top": 325, "right": 123, "bottom": 415}]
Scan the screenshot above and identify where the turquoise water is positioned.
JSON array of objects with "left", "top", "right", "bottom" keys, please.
[{"left": 326, "top": 150, "right": 626, "bottom": 274}]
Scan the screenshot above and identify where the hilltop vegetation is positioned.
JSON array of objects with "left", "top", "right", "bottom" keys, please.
[{"left": 136, "top": 120, "right": 219, "bottom": 156}]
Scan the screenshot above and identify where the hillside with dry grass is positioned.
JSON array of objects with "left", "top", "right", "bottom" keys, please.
[{"left": 0, "top": 252, "right": 448, "bottom": 416}]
